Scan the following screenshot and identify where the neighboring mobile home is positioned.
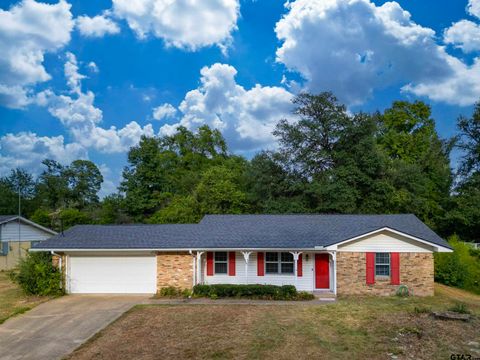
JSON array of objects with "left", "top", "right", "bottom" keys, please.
[
  {"left": 0, "top": 215, "right": 57, "bottom": 270},
  {"left": 31, "top": 214, "right": 452, "bottom": 296}
]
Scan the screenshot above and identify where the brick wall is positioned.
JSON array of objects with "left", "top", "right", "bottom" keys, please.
[
  {"left": 156, "top": 252, "right": 193, "bottom": 291},
  {"left": 336, "top": 252, "right": 434, "bottom": 296}
]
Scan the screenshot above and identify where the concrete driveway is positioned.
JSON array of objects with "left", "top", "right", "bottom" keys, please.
[{"left": 0, "top": 295, "right": 148, "bottom": 360}]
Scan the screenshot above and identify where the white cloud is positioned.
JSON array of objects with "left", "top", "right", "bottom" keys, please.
[
  {"left": 402, "top": 57, "right": 480, "bottom": 106},
  {"left": 76, "top": 13, "right": 120, "bottom": 38},
  {"left": 444, "top": 20, "right": 480, "bottom": 53},
  {"left": 112, "top": 0, "right": 239, "bottom": 50},
  {"left": 37, "top": 53, "right": 155, "bottom": 153},
  {"left": 0, "top": 131, "right": 86, "bottom": 174},
  {"left": 152, "top": 103, "right": 176, "bottom": 120},
  {"left": 87, "top": 61, "right": 99, "bottom": 73},
  {"left": 159, "top": 63, "right": 294, "bottom": 151},
  {"left": 64, "top": 52, "right": 86, "bottom": 94},
  {"left": 275, "top": 0, "right": 480, "bottom": 106},
  {"left": 468, "top": 0, "right": 480, "bottom": 18},
  {"left": 0, "top": 0, "right": 73, "bottom": 108}
]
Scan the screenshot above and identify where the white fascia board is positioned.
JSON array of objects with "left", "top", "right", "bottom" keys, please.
[{"left": 324, "top": 227, "right": 453, "bottom": 253}]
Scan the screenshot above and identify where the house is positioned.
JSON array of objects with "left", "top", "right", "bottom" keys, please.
[
  {"left": 31, "top": 214, "right": 452, "bottom": 296},
  {"left": 0, "top": 215, "right": 57, "bottom": 270}
]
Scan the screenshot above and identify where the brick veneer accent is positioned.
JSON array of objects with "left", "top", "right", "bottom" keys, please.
[
  {"left": 336, "top": 252, "right": 434, "bottom": 296},
  {"left": 156, "top": 252, "right": 193, "bottom": 291}
]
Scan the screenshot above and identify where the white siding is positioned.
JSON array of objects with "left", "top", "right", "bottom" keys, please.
[
  {"left": 203, "top": 252, "right": 325, "bottom": 292},
  {"left": 337, "top": 230, "right": 434, "bottom": 253},
  {"left": 1, "top": 221, "right": 52, "bottom": 242}
]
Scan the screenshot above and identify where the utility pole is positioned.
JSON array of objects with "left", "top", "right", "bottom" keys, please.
[{"left": 17, "top": 165, "right": 22, "bottom": 259}]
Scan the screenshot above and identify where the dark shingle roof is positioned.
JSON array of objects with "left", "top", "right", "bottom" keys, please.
[{"left": 32, "top": 214, "right": 451, "bottom": 250}]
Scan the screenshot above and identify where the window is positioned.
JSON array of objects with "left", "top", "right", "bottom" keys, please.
[
  {"left": 214, "top": 252, "right": 228, "bottom": 274},
  {"left": 265, "top": 252, "right": 294, "bottom": 274},
  {"left": 375, "top": 253, "right": 390, "bottom": 276}
]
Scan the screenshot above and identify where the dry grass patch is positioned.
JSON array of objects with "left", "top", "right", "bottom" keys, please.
[
  {"left": 0, "top": 271, "right": 50, "bottom": 324},
  {"left": 68, "top": 284, "right": 480, "bottom": 360}
]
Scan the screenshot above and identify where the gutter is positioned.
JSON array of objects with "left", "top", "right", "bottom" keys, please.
[{"left": 31, "top": 247, "right": 319, "bottom": 252}]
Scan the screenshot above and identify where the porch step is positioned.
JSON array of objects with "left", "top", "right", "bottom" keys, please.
[{"left": 312, "top": 291, "right": 336, "bottom": 300}]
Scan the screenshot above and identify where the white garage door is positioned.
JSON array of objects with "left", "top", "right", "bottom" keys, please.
[{"left": 68, "top": 256, "right": 157, "bottom": 294}]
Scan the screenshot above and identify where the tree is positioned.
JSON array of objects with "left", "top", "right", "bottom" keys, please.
[
  {"left": 149, "top": 196, "right": 200, "bottom": 224},
  {"left": 273, "top": 92, "right": 350, "bottom": 178},
  {"left": 310, "top": 113, "right": 391, "bottom": 214},
  {"left": 457, "top": 102, "right": 480, "bottom": 176},
  {"left": 36, "top": 160, "right": 69, "bottom": 209},
  {"left": 378, "top": 101, "right": 453, "bottom": 228},
  {"left": 120, "top": 126, "right": 233, "bottom": 219},
  {"left": 30, "top": 208, "right": 52, "bottom": 228},
  {"left": 66, "top": 160, "right": 103, "bottom": 208},
  {"left": 195, "top": 164, "right": 248, "bottom": 215},
  {"left": 0, "top": 168, "right": 36, "bottom": 216},
  {"left": 246, "top": 151, "right": 308, "bottom": 213},
  {"left": 96, "top": 194, "right": 132, "bottom": 224},
  {"left": 58, "top": 208, "right": 92, "bottom": 230}
]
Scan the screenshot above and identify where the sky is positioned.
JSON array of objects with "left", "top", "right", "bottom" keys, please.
[{"left": 0, "top": 0, "right": 479, "bottom": 196}]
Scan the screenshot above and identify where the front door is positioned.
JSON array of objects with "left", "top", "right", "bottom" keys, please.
[{"left": 315, "top": 254, "right": 330, "bottom": 289}]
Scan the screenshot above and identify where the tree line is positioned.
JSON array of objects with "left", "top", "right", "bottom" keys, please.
[{"left": 1, "top": 92, "right": 478, "bottom": 243}]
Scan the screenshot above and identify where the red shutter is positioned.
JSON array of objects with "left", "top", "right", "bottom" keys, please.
[
  {"left": 366, "top": 252, "right": 375, "bottom": 285},
  {"left": 297, "top": 254, "right": 303, "bottom": 277},
  {"left": 257, "top": 252, "right": 265, "bottom": 276},
  {"left": 207, "top": 252, "right": 214, "bottom": 276},
  {"left": 390, "top": 252, "right": 400, "bottom": 285},
  {"left": 228, "top": 252, "right": 236, "bottom": 276}
]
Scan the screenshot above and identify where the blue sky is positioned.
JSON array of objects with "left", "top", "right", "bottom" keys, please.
[{"left": 1, "top": 0, "right": 479, "bottom": 196}]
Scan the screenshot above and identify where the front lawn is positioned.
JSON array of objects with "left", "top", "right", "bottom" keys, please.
[
  {"left": 0, "top": 271, "right": 51, "bottom": 324},
  {"left": 68, "top": 283, "right": 480, "bottom": 360}
]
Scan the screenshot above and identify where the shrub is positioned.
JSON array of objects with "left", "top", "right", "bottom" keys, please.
[
  {"left": 449, "top": 302, "right": 471, "bottom": 314},
  {"left": 157, "top": 286, "right": 191, "bottom": 298},
  {"left": 395, "top": 285, "right": 410, "bottom": 297},
  {"left": 413, "top": 306, "right": 431, "bottom": 314},
  {"left": 434, "top": 235, "right": 480, "bottom": 294},
  {"left": 11, "top": 252, "right": 63, "bottom": 296},
  {"left": 192, "top": 284, "right": 314, "bottom": 301}
]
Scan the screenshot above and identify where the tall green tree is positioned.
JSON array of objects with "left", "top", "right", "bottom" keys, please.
[
  {"left": 457, "top": 101, "right": 480, "bottom": 176},
  {"left": 378, "top": 101, "right": 454, "bottom": 228},
  {"left": 0, "top": 168, "right": 36, "bottom": 216},
  {"left": 121, "top": 125, "right": 233, "bottom": 219},
  {"left": 66, "top": 160, "right": 103, "bottom": 208}
]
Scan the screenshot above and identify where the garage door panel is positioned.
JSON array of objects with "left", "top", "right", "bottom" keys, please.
[{"left": 68, "top": 256, "right": 157, "bottom": 294}]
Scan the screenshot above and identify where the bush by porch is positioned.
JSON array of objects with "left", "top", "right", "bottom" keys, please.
[{"left": 192, "top": 284, "right": 315, "bottom": 300}]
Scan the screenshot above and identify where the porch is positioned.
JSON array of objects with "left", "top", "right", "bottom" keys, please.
[{"left": 192, "top": 251, "right": 337, "bottom": 294}]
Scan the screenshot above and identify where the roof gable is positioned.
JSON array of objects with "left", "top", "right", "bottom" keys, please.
[{"left": 0, "top": 215, "right": 57, "bottom": 236}]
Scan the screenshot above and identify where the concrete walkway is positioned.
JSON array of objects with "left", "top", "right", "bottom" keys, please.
[
  {"left": 0, "top": 295, "right": 148, "bottom": 360},
  {"left": 145, "top": 297, "right": 336, "bottom": 305}
]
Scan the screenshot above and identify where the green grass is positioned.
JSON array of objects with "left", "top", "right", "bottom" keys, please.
[{"left": 0, "top": 271, "right": 51, "bottom": 324}]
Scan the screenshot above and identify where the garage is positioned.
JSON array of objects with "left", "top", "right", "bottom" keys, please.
[{"left": 67, "top": 256, "right": 157, "bottom": 294}]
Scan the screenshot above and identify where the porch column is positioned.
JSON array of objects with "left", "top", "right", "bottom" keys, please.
[
  {"left": 328, "top": 251, "right": 337, "bottom": 295},
  {"left": 290, "top": 252, "right": 302, "bottom": 288},
  {"left": 196, "top": 251, "right": 204, "bottom": 285},
  {"left": 241, "top": 251, "right": 251, "bottom": 284}
]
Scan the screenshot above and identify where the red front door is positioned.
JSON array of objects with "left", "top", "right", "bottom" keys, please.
[{"left": 315, "top": 254, "right": 330, "bottom": 289}]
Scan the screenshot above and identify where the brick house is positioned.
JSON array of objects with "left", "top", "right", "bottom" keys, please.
[{"left": 32, "top": 214, "right": 452, "bottom": 296}]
